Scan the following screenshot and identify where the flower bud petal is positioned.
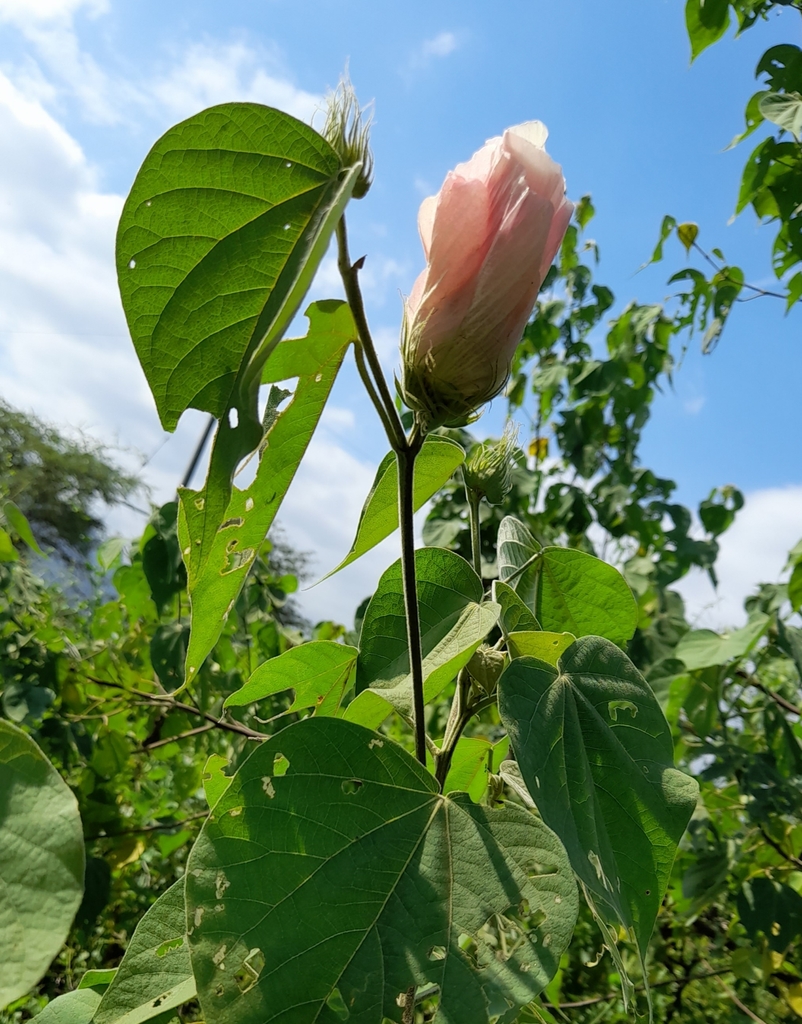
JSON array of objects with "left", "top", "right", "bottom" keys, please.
[{"left": 401, "top": 120, "right": 572, "bottom": 430}]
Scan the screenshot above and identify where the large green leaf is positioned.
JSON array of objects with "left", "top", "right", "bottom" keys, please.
[
  {"left": 323, "top": 436, "right": 465, "bottom": 578},
  {"left": 94, "top": 878, "right": 195, "bottom": 1024},
  {"left": 117, "top": 103, "right": 352, "bottom": 433},
  {"left": 33, "top": 991, "right": 102, "bottom": 1024},
  {"left": 759, "top": 90, "right": 802, "bottom": 142},
  {"left": 675, "top": 614, "right": 769, "bottom": 670},
  {"left": 497, "top": 517, "right": 637, "bottom": 646},
  {"left": 498, "top": 636, "right": 698, "bottom": 954},
  {"left": 0, "top": 720, "right": 84, "bottom": 1009},
  {"left": 119, "top": 103, "right": 360, "bottom": 612},
  {"left": 356, "top": 547, "right": 500, "bottom": 715},
  {"left": 178, "top": 300, "right": 356, "bottom": 685},
  {"left": 185, "top": 717, "right": 578, "bottom": 1024},
  {"left": 537, "top": 548, "right": 637, "bottom": 644},
  {"left": 685, "top": 0, "right": 730, "bottom": 61},
  {"left": 224, "top": 641, "right": 358, "bottom": 716}
]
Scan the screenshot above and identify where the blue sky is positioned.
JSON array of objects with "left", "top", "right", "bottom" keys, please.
[{"left": 0, "top": 0, "right": 799, "bottom": 625}]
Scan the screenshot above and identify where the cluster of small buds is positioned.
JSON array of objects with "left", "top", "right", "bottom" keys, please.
[
  {"left": 463, "top": 424, "right": 520, "bottom": 505},
  {"left": 321, "top": 75, "right": 374, "bottom": 199}
]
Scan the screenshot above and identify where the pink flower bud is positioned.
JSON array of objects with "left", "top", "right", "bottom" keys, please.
[{"left": 401, "top": 121, "right": 573, "bottom": 429}]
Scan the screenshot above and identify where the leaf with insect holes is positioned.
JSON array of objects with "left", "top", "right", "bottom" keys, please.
[
  {"left": 185, "top": 717, "right": 578, "bottom": 1024},
  {"left": 118, "top": 102, "right": 361, "bottom": 655},
  {"left": 178, "top": 300, "right": 355, "bottom": 685},
  {"left": 498, "top": 636, "right": 698, "bottom": 954},
  {"left": 93, "top": 878, "right": 195, "bottom": 1024}
]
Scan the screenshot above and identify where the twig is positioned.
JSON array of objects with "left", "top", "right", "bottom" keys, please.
[
  {"left": 759, "top": 824, "right": 802, "bottom": 869},
  {"left": 707, "top": 964, "right": 769, "bottom": 1024},
  {"left": 542, "top": 966, "right": 733, "bottom": 1011},
  {"left": 86, "top": 811, "right": 208, "bottom": 842},
  {"left": 87, "top": 676, "right": 268, "bottom": 741},
  {"left": 750, "top": 677, "right": 801, "bottom": 717},
  {"left": 692, "top": 241, "right": 787, "bottom": 301},
  {"left": 143, "top": 723, "right": 216, "bottom": 750}
]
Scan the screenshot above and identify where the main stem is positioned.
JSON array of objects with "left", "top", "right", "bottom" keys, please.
[
  {"left": 398, "top": 427, "right": 427, "bottom": 764},
  {"left": 336, "top": 214, "right": 427, "bottom": 765}
]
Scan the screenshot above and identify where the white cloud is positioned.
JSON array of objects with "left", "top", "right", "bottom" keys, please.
[
  {"left": 0, "top": 0, "right": 119, "bottom": 123},
  {"left": 0, "top": 0, "right": 106, "bottom": 26},
  {"left": 683, "top": 395, "right": 705, "bottom": 415},
  {"left": 421, "top": 32, "right": 460, "bottom": 59},
  {"left": 0, "top": 70, "right": 151, "bottom": 441},
  {"left": 676, "top": 485, "right": 802, "bottom": 630},
  {"left": 150, "top": 41, "right": 321, "bottom": 124},
  {"left": 405, "top": 30, "right": 463, "bottom": 76}
]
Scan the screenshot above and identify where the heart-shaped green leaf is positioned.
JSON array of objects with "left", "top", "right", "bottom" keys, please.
[
  {"left": 357, "top": 547, "right": 500, "bottom": 715},
  {"left": 117, "top": 103, "right": 353, "bottom": 433},
  {"left": 185, "top": 717, "right": 578, "bottom": 1024},
  {"left": 498, "top": 636, "right": 698, "bottom": 953},
  {"left": 0, "top": 721, "right": 84, "bottom": 1009},
  {"left": 323, "top": 436, "right": 465, "bottom": 579},
  {"left": 497, "top": 517, "right": 637, "bottom": 646}
]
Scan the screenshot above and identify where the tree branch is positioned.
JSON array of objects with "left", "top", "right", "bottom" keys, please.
[
  {"left": 759, "top": 824, "right": 802, "bottom": 869},
  {"left": 85, "top": 811, "right": 208, "bottom": 842},
  {"left": 87, "top": 676, "right": 268, "bottom": 742}
]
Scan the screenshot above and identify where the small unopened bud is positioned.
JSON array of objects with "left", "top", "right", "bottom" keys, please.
[
  {"left": 322, "top": 74, "right": 374, "bottom": 199},
  {"left": 466, "top": 644, "right": 506, "bottom": 694},
  {"left": 463, "top": 425, "right": 519, "bottom": 505}
]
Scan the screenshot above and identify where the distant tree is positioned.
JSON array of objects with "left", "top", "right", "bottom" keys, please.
[{"left": 0, "top": 399, "right": 141, "bottom": 556}]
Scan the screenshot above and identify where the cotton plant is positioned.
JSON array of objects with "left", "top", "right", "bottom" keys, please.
[{"left": 2, "top": 82, "right": 698, "bottom": 1024}]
